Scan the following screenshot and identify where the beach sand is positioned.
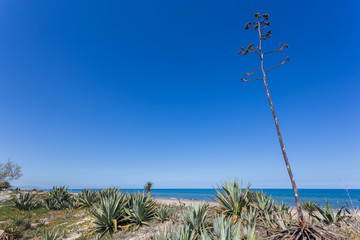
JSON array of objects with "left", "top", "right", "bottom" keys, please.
[{"left": 154, "top": 197, "right": 217, "bottom": 207}]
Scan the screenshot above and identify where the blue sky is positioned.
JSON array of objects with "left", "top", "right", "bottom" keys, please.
[{"left": 0, "top": 0, "right": 359, "bottom": 189}]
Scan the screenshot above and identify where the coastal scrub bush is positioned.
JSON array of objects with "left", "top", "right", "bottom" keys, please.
[
  {"left": 89, "top": 192, "right": 128, "bottom": 237},
  {"left": 78, "top": 189, "right": 98, "bottom": 208},
  {"left": 12, "top": 192, "right": 42, "bottom": 210},
  {"left": 182, "top": 204, "right": 210, "bottom": 237},
  {"left": 212, "top": 179, "right": 250, "bottom": 220},
  {"left": 125, "top": 191, "right": 156, "bottom": 230}
]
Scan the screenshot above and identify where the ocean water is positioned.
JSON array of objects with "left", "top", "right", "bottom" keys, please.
[{"left": 68, "top": 188, "right": 360, "bottom": 208}]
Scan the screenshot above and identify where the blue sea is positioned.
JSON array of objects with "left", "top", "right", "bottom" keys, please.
[{"left": 68, "top": 188, "right": 360, "bottom": 209}]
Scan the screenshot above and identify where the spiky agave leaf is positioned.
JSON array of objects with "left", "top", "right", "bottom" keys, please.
[
  {"left": 89, "top": 193, "right": 128, "bottom": 237},
  {"left": 78, "top": 189, "right": 99, "bottom": 208},
  {"left": 211, "top": 179, "right": 250, "bottom": 219},
  {"left": 12, "top": 192, "right": 42, "bottom": 210},
  {"left": 125, "top": 191, "right": 156, "bottom": 230},
  {"left": 182, "top": 204, "right": 210, "bottom": 237}
]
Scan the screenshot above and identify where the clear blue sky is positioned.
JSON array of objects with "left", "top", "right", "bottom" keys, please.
[{"left": 0, "top": 0, "right": 359, "bottom": 189}]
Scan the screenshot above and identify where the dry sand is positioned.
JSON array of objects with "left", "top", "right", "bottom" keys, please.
[{"left": 154, "top": 197, "right": 218, "bottom": 207}]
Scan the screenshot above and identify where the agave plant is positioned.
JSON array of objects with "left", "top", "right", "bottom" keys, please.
[
  {"left": 182, "top": 204, "right": 210, "bottom": 237},
  {"left": 69, "top": 196, "right": 79, "bottom": 210},
  {"left": 99, "top": 187, "right": 121, "bottom": 200},
  {"left": 273, "top": 200, "right": 290, "bottom": 215},
  {"left": 44, "top": 198, "right": 58, "bottom": 210},
  {"left": 301, "top": 201, "right": 318, "bottom": 217},
  {"left": 47, "top": 186, "right": 72, "bottom": 209},
  {"left": 201, "top": 215, "right": 259, "bottom": 240},
  {"left": 78, "top": 189, "right": 99, "bottom": 208},
  {"left": 171, "top": 225, "right": 196, "bottom": 240},
  {"left": 251, "top": 191, "right": 274, "bottom": 214},
  {"left": 201, "top": 215, "right": 241, "bottom": 240},
  {"left": 242, "top": 224, "right": 259, "bottom": 240},
  {"left": 89, "top": 193, "right": 128, "bottom": 236},
  {"left": 12, "top": 192, "right": 42, "bottom": 210},
  {"left": 156, "top": 205, "right": 171, "bottom": 223},
  {"left": 212, "top": 179, "right": 250, "bottom": 220},
  {"left": 242, "top": 206, "right": 258, "bottom": 228},
  {"left": 313, "top": 200, "right": 346, "bottom": 225},
  {"left": 125, "top": 191, "right": 156, "bottom": 230},
  {"left": 153, "top": 227, "right": 171, "bottom": 240},
  {"left": 42, "top": 228, "right": 63, "bottom": 240}
]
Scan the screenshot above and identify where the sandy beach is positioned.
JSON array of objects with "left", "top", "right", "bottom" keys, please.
[{"left": 154, "top": 197, "right": 217, "bottom": 207}]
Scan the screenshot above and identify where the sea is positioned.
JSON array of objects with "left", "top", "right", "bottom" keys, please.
[{"left": 67, "top": 188, "right": 360, "bottom": 209}]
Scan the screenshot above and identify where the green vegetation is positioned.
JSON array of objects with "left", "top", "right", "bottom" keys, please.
[
  {"left": 182, "top": 204, "right": 209, "bottom": 237},
  {"left": 302, "top": 201, "right": 318, "bottom": 217},
  {"left": 89, "top": 190, "right": 128, "bottom": 237},
  {"left": 2, "top": 180, "right": 359, "bottom": 239},
  {"left": 42, "top": 228, "right": 63, "bottom": 240},
  {"left": 155, "top": 205, "right": 171, "bottom": 222},
  {"left": 171, "top": 225, "right": 196, "bottom": 240},
  {"left": 144, "top": 181, "right": 153, "bottom": 196},
  {"left": 78, "top": 189, "right": 99, "bottom": 208},
  {"left": 125, "top": 191, "right": 156, "bottom": 230},
  {"left": 212, "top": 179, "right": 250, "bottom": 219},
  {"left": 0, "top": 159, "right": 22, "bottom": 188},
  {"left": 202, "top": 215, "right": 259, "bottom": 240},
  {"left": 0, "top": 181, "right": 11, "bottom": 190},
  {"left": 0, "top": 205, "right": 48, "bottom": 221},
  {"left": 314, "top": 200, "right": 346, "bottom": 225},
  {"left": 46, "top": 186, "right": 73, "bottom": 209},
  {"left": 99, "top": 187, "right": 121, "bottom": 200},
  {"left": 12, "top": 192, "right": 42, "bottom": 210}
]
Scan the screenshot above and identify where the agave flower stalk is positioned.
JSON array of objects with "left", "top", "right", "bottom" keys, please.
[{"left": 238, "top": 13, "right": 305, "bottom": 226}]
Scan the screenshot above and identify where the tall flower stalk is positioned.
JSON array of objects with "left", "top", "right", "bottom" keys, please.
[{"left": 238, "top": 13, "right": 305, "bottom": 226}]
